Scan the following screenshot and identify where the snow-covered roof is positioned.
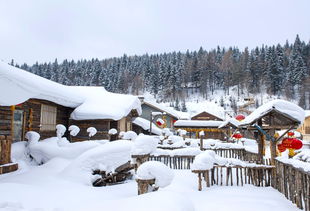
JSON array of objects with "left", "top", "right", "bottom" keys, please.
[
  {"left": 0, "top": 62, "right": 141, "bottom": 121},
  {"left": 239, "top": 100, "right": 305, "bottom": 126},
  {"left": 174, "top": 120, "right": 224, "bottom": 128},
  {"left": 142, "top": 100, "right": 181, "bottom": 119},
  {"left": 305, "top": 110, "right": 310, "bottom": 118},
  {"left": 218, "top": 118, "right": 241, "bottom": 128},
  {"left": 132, "top": 117, "right": 163, "bottom": 135},
  {"left": 70, "top": 86, "right": 141, "bottom": 120},
  {"left": 191, "top": 110, "right": 224, "bottom": 121}
]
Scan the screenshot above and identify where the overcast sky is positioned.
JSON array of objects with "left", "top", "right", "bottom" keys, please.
[{"left": 0, "top": 0, "right": 309, "bottom": 64}]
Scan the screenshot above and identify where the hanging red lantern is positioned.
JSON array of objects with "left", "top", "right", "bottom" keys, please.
[
  {"left": 156, "top": 120, "right": 163, "bottom": 126},
  {"left": 291, "top": 138, "right": 303, "bottom": 150},
  {"left": 277, "top": 144, "right": 286, "bottom": 152},
  {"left": 232, "top": 133, "right": 243, "bottom": 139},
  {"left": 235, "top": 114, "right": 245, "bottom": 121},
  {"left": 287, "top": 131, "right": 295, "bottom": 137},
  {"left": 282, "top": 138, "right": 293, "bottom": 148}
]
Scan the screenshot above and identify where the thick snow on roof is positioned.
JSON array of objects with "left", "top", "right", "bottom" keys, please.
[
  {"left": 0, "top": 61, "right": 82, "bottom": 107},
  {"left": 70, "top": 86, "right": 141, "bottom": 120},
  {"left": 132, "top": 117, "right": 163, "bottom": 135},
  {"left": 218, "top": 118, "right": 241, "bottom": 128},
  {"left": 0, "top": 62, "right": 141, "bottom": 121},
  {"left": 306, "top": 110, "right": 310, "bottom": 118},
  {"left": 143, "top": 100, "right": 181, "bottom": 119},
  {"left": 174, "top": 120, "right": 224, "bottom": 127},
  {"left": 240, "top": 100, "right": 305, "bottom": 126}
]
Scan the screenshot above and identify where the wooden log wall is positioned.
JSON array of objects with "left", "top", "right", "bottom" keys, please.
[
  {"left": 192, "top": 165, "right": 274, "bottom": 191},
  {"left": 0, "top": 135, "right": 18, "bottom": 174},
  {"left": 69, "top": 119, "right": 110, "bottom": 142},
  {"left": 0, "top": 107, "right": 12, "bottom": 136},
  {"left": 274, "top": 159, "right": 310, "bottom": 211}
]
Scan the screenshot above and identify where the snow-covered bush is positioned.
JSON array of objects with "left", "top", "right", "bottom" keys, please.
[
  {"left": 131, "top": 134, "right": 158, "bottom": 156},
  {"left": 122, "top": 131, "right": 138, "bottom": 140},
  {"left": 87, "top": 127, "right": 97, "bottom": 137},
  {"left": 136, "top": 161, "right": 174, "bottom": 188},
  {"left": 108, "top": 128, "right": 118, "bottom": 135},
  {"left": 61, "top": 140, "right": 133, "bottom": 185},
  {"left": 56, "top": 124, "right": 66, "bottom": 139},
  {"left": 69, "top": 125, "right": 80, "bottom": 136}
]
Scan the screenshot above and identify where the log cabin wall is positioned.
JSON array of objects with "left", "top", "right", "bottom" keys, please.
[
  {"left": 0, "top": 99, "right": 73, "bottom": 141},
  {"left": 69, "top": 119, "right": 111, "bottom": 142},
  {"left": 191, "top": 112, "right": 223, "bottom": 121}
]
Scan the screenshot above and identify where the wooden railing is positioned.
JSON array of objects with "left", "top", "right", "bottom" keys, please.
[
  {"left": 274, "top": 159, "right": 310, "bottom": 211},
  {"left": 148, "top": 148, "right": 269, "bottom": 170},
  {"left": 192, "top": 165, "right": 274, "bottom": 191},
  {"left": 148, "top": 155, "right": 194, "bottom": 169}
]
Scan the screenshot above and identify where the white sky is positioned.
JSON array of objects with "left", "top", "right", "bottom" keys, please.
[{"left": 0, "top": 0, "right": 309, "bottom": 64}]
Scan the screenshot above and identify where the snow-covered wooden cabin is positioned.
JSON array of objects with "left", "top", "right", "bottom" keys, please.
[
  {"left": 174, "top": 110, "right": 226, "bottom": 139},
  {"left": 0, "top": 62, "right": 141, "bottom": 173},
  {"left": 137, "top": 98, "right": 181, "bottom": 130},
  {"left": 297, "top": 110, "right": 310, "bottom": 142}
]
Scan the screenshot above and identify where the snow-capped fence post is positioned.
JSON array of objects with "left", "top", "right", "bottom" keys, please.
[
  {"left": 132, "top": 154, "right": 150, "bottom": 172},
  {"left": 199, "top": 131, "right": 205, "bottom": 151},
  {"left": 136, "top": 178, "right": 157, "bottom": 195}
]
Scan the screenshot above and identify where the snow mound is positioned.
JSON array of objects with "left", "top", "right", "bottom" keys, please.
[
  {"left": 108, "top": 128, "right": 118, "bottom": 135},
  {"left": 122, "top": 131, "right": 138, "bottom": 140},
  {"left": 191, "top": 150, "right": 216, "bottom": 170},
  {"left": 27, "top": 137, "right": 102, "bottom": 164},
  {"left": 56, "top": 124, "right": 66, "bottom": 139},
  {"left": 69, "top": 125, "right": 80, "bottom": 136},
  {"left": 136, "top": 161, "right": 174, "bottom": 188},
  {"left": 131, "top": 134, "right": 158, "bottom": 156},
  {"left": 87, "top": 127, "right": 97, "bottom": 137},
  {"left": 61, "top": 140, "right": 132, "bottom": 185}
]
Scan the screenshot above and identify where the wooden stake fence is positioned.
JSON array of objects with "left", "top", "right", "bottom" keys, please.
[{"left": 274, "top": 159, "right": 310, "bottom": 211}]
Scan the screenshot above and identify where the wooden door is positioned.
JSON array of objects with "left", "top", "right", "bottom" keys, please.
[{"left": 13, "top": 110, "right": 24, "bottom": 142}]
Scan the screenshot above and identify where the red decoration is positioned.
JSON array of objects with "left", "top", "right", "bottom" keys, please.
[
  {"left": 287, "top": 131, "right": 295, "bottom": 137},
  {"left": 277, "top": 144, "right": 286, "bottom": 152},
  {"left": 232, "top": 133, "right": 243, "bottom": 139},
  {"left": 235, "top": 114, "right": 245, "bottom": 121},
  {"left": 156, "top": 121, "right": 163, "bottom": 126},
  {"left": 291, "top": 138, "right": 303, "bottom": 150},
  {"left": 281, "top": 138, "right": 303, "bottom": 150}
]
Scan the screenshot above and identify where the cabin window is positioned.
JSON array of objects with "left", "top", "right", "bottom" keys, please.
[{"left": 40, "top": 104, "right": 57, "bottom": 131}]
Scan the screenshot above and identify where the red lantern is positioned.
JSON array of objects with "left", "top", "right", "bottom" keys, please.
[
  {"left": 282, "top": 138, "right": 293, "bottom": 148},
  {"left": 235, "top": 114, "right": 245, "bottom": 121},
  {"left": 232, "top": 133, "right": 243, "bottom": 139},
  {"left": 277, "top": 144, "right": 286, "bottom": 152},
  {"left": 291, "top": 138, "right": 303, "bottom": 150},
  {"left": 287, "top": 131, "right": 294, "bottom": 137}
]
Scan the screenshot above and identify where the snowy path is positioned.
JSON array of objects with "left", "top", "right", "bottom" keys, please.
[{"left": 0, "top": 160, "right": 300, "bottom": 211}]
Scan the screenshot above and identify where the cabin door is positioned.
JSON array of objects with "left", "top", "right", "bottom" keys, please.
[{"left": 13, "top": 110, "right": 24, "bottom": 142}]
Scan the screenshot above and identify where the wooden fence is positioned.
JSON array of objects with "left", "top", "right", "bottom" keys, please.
[
  {"left": 192, "top": 165, "right": 274, "bottom": 191},
  {"left": 148, "top": 155, "right": 194, "bottom": 169},
  {"left": 273, "top": 159, "right": 310, "bottom": 211},
  {"left": 148, "top": 148, "right": 270, "bottom": 170}
]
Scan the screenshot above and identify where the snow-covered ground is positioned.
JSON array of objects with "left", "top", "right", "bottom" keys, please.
[{"left": 0, "top": 162, "right": 299, "bottom": 211}]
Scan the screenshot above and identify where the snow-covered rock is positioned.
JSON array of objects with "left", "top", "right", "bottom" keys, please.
[
  {"left": 122, "top": 131, "right": 138, "bottom": 140},
  {"left": 136, "top": 161, "right": 174, "bottom": 188}
]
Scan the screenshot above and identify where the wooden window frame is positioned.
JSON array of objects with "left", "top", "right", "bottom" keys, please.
[{"left": 40, "top": 104, "right": 57, "bottom": 131}]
